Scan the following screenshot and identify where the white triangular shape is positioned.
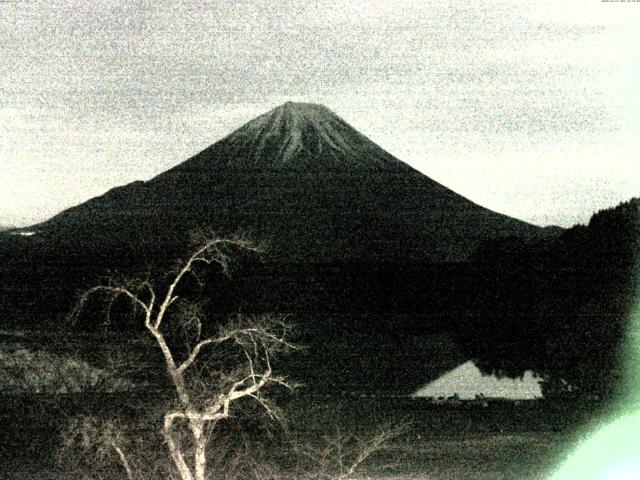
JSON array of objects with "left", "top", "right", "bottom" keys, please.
[{"left": 412, "top": 360, "right": 543, "bottom": 400}]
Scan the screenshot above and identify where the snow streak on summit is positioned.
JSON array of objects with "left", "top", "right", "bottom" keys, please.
[{"left": 173, "top": 102, "right": 407, "bottom": 171}]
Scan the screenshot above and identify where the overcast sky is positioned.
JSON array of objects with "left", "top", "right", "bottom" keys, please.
[{"left": 1, "top": 0, "right": 639, "bottom": 228}]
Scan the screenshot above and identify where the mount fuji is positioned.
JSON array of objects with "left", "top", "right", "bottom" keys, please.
[{"left": 28, "top": 102, "right": 552, "bottom": 264}]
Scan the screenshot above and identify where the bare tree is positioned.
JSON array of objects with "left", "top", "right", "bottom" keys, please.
[
  {"left": 70, "top": 237, "right": 296, "bottom": 480},
  {"left": 58, "top": 415, "right": 135, "bottom": 480},
  {"left": 294, "top": 422, "right": 408, "bottom": 480}
]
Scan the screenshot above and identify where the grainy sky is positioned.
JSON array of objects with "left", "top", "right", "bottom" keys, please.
[{"left": 1, "top": 0, "right": 639, "bottom": 227}]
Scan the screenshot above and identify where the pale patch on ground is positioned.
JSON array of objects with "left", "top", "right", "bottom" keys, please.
[
  {"left": 412, "top": 360, "right": 543, "bottom": 400},
  {"left": 0, "top": 343, "right": 138, "bottom": 394}
]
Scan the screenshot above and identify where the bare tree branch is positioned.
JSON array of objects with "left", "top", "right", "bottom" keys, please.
[
  {"left": 70, "top": 285, "right": 152, "bottom": 323},
  {"left": 68, "top": 237, "right": 294, "bottom": 480},
  {"left": 295, "top": 422, "right": 410, "bottom": 480},
  {"left": 176, "top": 338, "right": 216, "bottom": 374}
]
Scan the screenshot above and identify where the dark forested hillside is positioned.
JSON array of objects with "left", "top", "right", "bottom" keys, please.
[{"left": 455, "top": 199, "right": 640, "bottom": 398}]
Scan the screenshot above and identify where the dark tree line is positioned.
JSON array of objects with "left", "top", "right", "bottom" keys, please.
[
  {"left": 456, "top": 198, "right": 640, "bottom": 398},
  {"left": 1, "top": 199, "right": 638, "bottom": 398}
]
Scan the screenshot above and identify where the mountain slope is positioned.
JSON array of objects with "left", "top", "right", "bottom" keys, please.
[
  {"left": 1, "top": 102, "right": 566, "bottom": 393},
  {"left": 33, "top": 102, "right": 551, "bottom": 264}
]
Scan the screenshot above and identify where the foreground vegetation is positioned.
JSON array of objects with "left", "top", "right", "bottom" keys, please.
[
  {"left": 3, "top": 199, "right": 636, "bottom": 478},
  {"left": 0, "top": 324, "right": 602, "bottom": 479},
  {"left": 1, "top": 389, "right": 598, "bottom": 479}
]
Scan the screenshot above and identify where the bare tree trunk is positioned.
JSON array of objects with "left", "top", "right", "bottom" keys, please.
[
  {"left": 147, "top": 324, "right": 191, "bottom": 405},
  {"left": 164, "top": 414, "right": 195, "bottom": 480},
  {"left": 191, "top": 419, "right": 207, "bottom": 480}
]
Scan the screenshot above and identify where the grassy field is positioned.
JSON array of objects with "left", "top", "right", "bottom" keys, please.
[
  {"left": 0, "top": 392, "right": 597, "bottom": 480},
  {"left": 0, "top": 331, "right": 603, "bottom": 479},
  {"left": 284, "top": 396, "right": 591, "bottom": 480}
]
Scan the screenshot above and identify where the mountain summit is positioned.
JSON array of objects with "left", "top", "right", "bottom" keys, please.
[
  {"left": 33, "top": 101, "right": 551, "bottom": 263},
  {"left": 166, "top": 101, "right": 406, "bottom": 172}
]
